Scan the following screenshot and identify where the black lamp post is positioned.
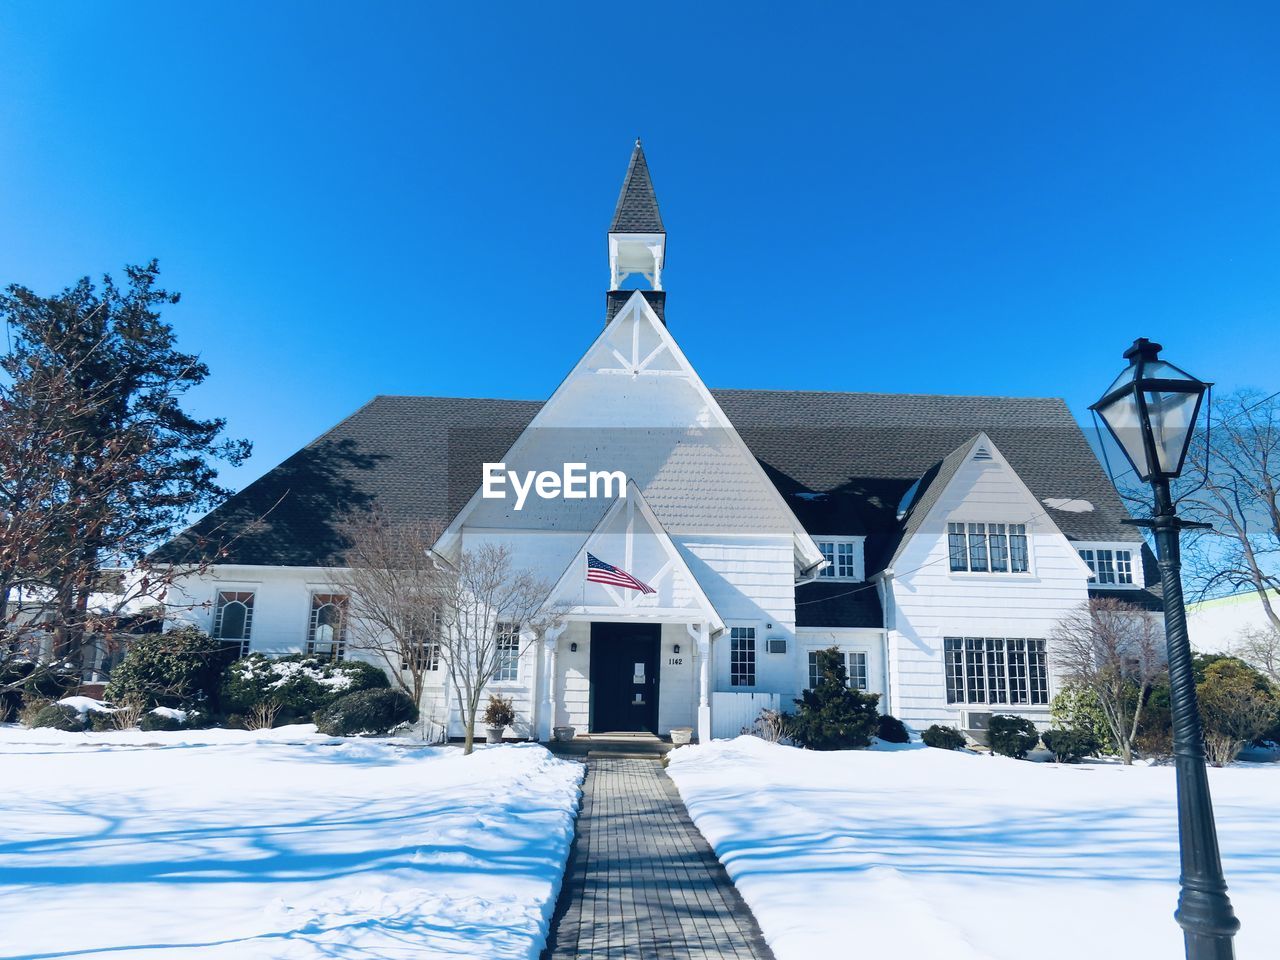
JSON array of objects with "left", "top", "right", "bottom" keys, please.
[{"left": 1091, "top": 337, "right": 1239, "bottom": 959}]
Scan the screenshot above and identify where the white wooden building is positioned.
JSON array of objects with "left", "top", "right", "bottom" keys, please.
[{"left": 156, "top": 141, "right": 1161, "bottom": 742}]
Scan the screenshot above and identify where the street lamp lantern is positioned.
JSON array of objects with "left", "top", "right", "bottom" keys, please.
[
  {"left": 1092, "top": 337, "right": 1209, "bottom": 482},
  {"left": 1092, "top": 338, "right": 1238, "bottom": 960}
]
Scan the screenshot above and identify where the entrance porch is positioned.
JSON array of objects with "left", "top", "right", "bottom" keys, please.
[{"left": 535, "top": 617, "right": 715, "bottom": 743}]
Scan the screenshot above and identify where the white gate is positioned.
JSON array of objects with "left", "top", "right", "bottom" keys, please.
[{"left": 711, "top": 691, "right": 780, "bottom": 739}]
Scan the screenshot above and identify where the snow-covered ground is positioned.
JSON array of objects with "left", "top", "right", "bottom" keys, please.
[
  {"left": 668, "top": 737, "right": 1280, "bottom": 960},
  {"left": 0, "top": 726, "right": 583, "bottom": 959}
]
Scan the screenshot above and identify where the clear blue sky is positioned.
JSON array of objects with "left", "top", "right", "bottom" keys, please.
[{"left": 2, "top": 3, "right": 1278, "bottom": 491}]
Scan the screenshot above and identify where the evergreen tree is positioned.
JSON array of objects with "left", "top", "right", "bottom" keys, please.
[
  {"left": 788, "top": 646, "right": 880, "bottom": 750},
  {"left": 0, "top": 262, "right": 250, "bottom": 673}
]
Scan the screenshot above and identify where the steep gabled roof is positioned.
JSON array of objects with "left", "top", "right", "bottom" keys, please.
[
  {"left": 154, "top": 389, "right": 1141, "bottom": 575},
  {"left": 879, "top": 434, "right": 980, "bottom": 570},
  {"left": 610, "top": 140, "right": 665, "bottom": 234}
]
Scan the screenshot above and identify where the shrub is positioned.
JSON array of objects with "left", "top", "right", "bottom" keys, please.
[
  {"left": 88, "top": 711, "right": 117, "bottom": 732},
  {"left": 1197, "top": 657, "right": 1279, "bottom": 765},
  {"left": 19, "top": 697, "right": 52, "bottom": 727},
  {"left": 1042, "top": 728, "right": 1100, "bottom": 763},
  {"left": 30, "top": 702, "right": 85, "bottom": 731},
  {"left": 139, "top": 708, "right": 187, "bottom": 732},
  {"left": 988, "top": 714, "right": 1040, "bottom": 759},
  {"left": 1135, "top": 681, "right": 1173, "bottom": 759},
  {"left": 744, "top": 708, "right": 789, "bottom": 743},
  {"left": 1050, "top": 682, "right": 1118, "bottom": 754},
  {"left": 876, "top": 714, "right": 910, "bottom": 744},
  {"left": 314, "top": 688, "right": 418, "bottom": 737},
  {"left": 787, "top": 647, "right": 880, "bottom": 750},
  {"left": 220, "top": 654, "right": 389, "bottom": 721},
  {"left": 104, "top": 626, "right": 231, "bottom": 710},
  {"left": 483, "top": 694, "right": 516, "bottom": 729},
  {"left": 922, "top": 724, "right": 966, "bottom": 750}
]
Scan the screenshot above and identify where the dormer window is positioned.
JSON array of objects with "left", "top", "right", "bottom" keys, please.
[
  {"left": 1080, "top": 548, "right": 1135, "bottom": 586},
  {"left": 816, "top": 537, "right": 862, "bottom": 580},
  {"left": 948, "top": 523, "right": 1029, "bottom": 574}
]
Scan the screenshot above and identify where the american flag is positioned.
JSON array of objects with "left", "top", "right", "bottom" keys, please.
[{"left": 586, "top": 552, "right": 655, "bottom": 595}]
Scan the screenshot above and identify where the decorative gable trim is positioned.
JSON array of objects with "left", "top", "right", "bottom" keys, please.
[
  {"left": 435, "top": 290, "right": 824, "bottom": 579},
  {"left": 545, "top": 481, "right": 724, "bottom": 631}
]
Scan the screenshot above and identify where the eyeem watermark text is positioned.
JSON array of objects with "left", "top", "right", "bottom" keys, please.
[{"left": 482, "top": 462, "right": 627, "bottom": 510}]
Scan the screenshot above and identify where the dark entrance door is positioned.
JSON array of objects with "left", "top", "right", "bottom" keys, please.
[{"left": 589, "top": 622, "right": 661, "bottom": 733}]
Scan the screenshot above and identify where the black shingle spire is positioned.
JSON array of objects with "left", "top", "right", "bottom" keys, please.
[{"left": 609, "top": 139, "right": 665, "bottom": 233}]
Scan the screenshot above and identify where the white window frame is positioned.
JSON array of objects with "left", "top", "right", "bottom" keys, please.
[
  {"left": 212, "top": 589, "right": 255, "bottom": 658},
  {"left": 943, "top": 636, "right": 1049, "bottom": 706},
  {"left": 1079, "top": 544, "right": 1138, "bottom": 588},
  {"left": 307, "top": 592, "right": 349, "bottom": 660},
  {"left": 815, "top": 536, "right": 864, "bottom": 581},
  {"left": 806, "top": 648, "right": 868, "bottom": 691},
  {"left": 494, "top": 622, "right": 521, "bottom": 683},
  {"left": 947, "top": 521, "right": 1032, "bottom": 576},
  {"left": 729, "top": 625, "right": 757, "bottom": 688}
]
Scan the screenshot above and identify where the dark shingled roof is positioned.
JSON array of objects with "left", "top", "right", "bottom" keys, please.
[
  {"left": 606, "top": 290, "right": 665, "bottom": 325},
  {"left": 609, "top": 140, "right": 665, "bottom": 234},
  {"left": 154, "top": 390, "right": 1147, "bottom": 625},
  {"left": 794, "top": 579, "right": 883, "bottom": 628}
]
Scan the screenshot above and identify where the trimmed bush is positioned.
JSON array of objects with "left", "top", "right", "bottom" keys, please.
[
  {"left": 105, "top": 626, "right": 231, "bottom": 710},
  {"left": 876, "top": 714, "right": 910, "bottom": 744},
  {"left": 313, "top": 688, "right": 418, "bottom": 737},
  {"left": 139, "top": 709, "right": 187, "bottom": 732},
  {"left": 220, "top": 654, "right": 390, "bottom": 722},
  {"left": 988, "top": 714, "right": 1040, "bottom": 759},
  {"left": 30, "top": 702, "right": 85, "bottom": 731},
  {"left": 787, "top": 647, "right": 881, "bottom": 750},
  {"left": 922, "top": 724, "right": 966, "bottom": 750},
  {"left": 1042, "top": 728, "right": 1100, "bottom": 763}
]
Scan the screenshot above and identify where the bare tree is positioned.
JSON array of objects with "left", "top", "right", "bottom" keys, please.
[
  {"left": 1051, "top": 597, "right": 1166, "bottom": 764},
  {"left": 338, "top": 511, "right": 446, "bottom": 720},
  {"left": 1176, "top": 388, "right": 1280, "bottom": 632},
  {"left": 435, "top": 544, "right": 561, "bottom": 755},
  {"left": 1232, "top": 625, "right": 1280, "bottom": 686}
]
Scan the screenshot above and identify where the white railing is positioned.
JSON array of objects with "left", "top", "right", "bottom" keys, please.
[{"left": 711, "top": 691, "right": 780, "bottom": 739}]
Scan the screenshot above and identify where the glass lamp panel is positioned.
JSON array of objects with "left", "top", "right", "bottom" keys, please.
[
  {"left": 1144, "top": 388, "right": 1200, "bottom": 474},
  {"left": 1097, "top": 390, "right": 1153, "bottom": 477}
]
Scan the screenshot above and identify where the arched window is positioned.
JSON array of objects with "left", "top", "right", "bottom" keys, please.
[
  {"left": 213, "top": 591, "right": 255, "bottom": 658},
  {"left": 308, "top": 593, "right": 348, "bottom": 660}
]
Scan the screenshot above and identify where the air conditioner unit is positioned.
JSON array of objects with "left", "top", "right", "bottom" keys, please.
[
  {"left": 962, "top": 711, "right": 992, "bottom": 731},
  {"left": 766, "top": 637, "right": 788, "bottom": 654}
]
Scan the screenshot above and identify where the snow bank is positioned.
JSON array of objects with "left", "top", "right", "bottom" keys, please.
[
  {"left": 668, "top": 737, "right": 1280, "bottom": 960},
  {"left": 0, "top": 729, "right": 583, "bottom": 958}
]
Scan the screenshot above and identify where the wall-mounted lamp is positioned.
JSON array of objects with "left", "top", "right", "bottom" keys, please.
[
  {"left": 570, "top": 642, "right": 578, "bottom": 653},
  {"left": 673, "top": 644, "right": 681, "bottom": 654}
]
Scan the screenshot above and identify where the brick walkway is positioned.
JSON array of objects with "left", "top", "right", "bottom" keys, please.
[{"left": 543, "top": 757, "right": 774, "bottom": 959}]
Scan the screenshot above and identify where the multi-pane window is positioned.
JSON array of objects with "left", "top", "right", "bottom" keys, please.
[
  {"left": 213, "top": 591, "right": 254, "bottom": 657},
  {"left": 807, "top": 650, "right": 868, "bottom": 690},
  {"left": 948, "top": 523, "right": 968, "bottom": 571},
  {"left": 988, "top": 524, "right": 1009, "bottom": 573},
  {"left": 949, "top": 522, "right": 1029, "bottom": 574},
  {"left": 1009, "top": 524, "right": 1029, "bottom": 573},
  {"left": 944, "top": 637, "right": 1048, "bottom": 705},
  {"left": 968, "top": 523, "right": 989, "bottom": 572},
  {"left": 307, "top": 593, "right": 348, "bottom": 660},
  {"left": 493, "top": 623, "right": 521, "bottom": 682},
  {"left": 817, "top": 539, "right": 858, "bottom": 579},
  {"left": 730, "top": 626, "right": 756, "bottom": 687},
  {"left": 1080, "top": 548, "right": 1134, "bottom": 586}
]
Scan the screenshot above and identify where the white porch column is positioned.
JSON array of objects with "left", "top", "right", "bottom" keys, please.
[
  {"left": 537, "top": 624, "right": 567, "bottom": 742},
  {"left": 695, "top": 621, "right": 712, "bottom": 743}
]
